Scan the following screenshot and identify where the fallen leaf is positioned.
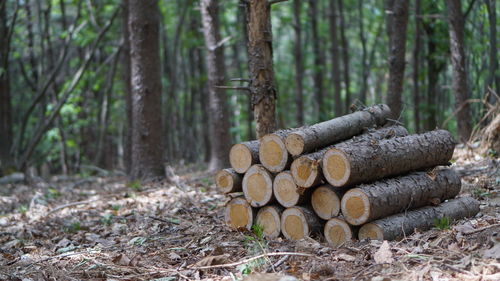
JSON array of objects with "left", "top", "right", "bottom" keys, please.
[
  {"left": 194, "top": 254, "right": 229, "bottom": 267},
  {"left": 337, "top": 253, "right": 356, "bottom": 262},
  {"left": 112, "top": 254, "right": 131, "bottom": 266},
  {"left": 168, "top": 252, "right": 181, "bottom": 260},
  {"left": 373, "top": 241, "right": 393, "bottom": 264}
]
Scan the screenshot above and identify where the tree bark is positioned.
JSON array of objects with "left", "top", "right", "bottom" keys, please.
[
  {"left": 342, "top": 169, "right": 461, "bottom": 226},
  {"left": 291, "top": 125, "right": 408, "bottom": 188},
  {"left": 286, "top": 104, "right": 392, "bottom": 156},
  {"left": 129, "top": 0, "right": 165, "bottom": 180},
  {"left": 246, "top": 0, "right": 277, "bottom": 138},
  {"left": 322, "top": 130, "right": 456, "bottom": 187},
  {"left": 122, "top": 0, "right": 133, "bottom": 174},
  {"left": 357, "top": 0, "right": 368, "bottom": 105},
  {"left": 329, "top": 0, "right": 342, "bottom": 116},
  {"left": 337, "top": 0, "right": 351, "bottom": 113},
  {"left": 293, "top": 0, "right": 304, "bottom": 126},
  {"left": 201, "top": 0, "right": 232, "bottom": 171},
  {"left": 386, "top": 0, "right": 409, "bottom": 120},
  {"left": 358, "top": 197, "right": 480, "bottom": 241},
  {"left": 309, "top": 0, "right": 326, "bottom": 121},
  {"left": 412, "top": 0, "right": 421, "bottom": 132},
  {"left": 485, "top": 0, "right": 498, "bottom": 103},
  {"left": 445, "top": 0, "right": 472, "bottom": 143}
]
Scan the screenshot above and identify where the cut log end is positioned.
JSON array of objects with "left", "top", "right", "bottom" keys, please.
[
  {"left": 225, "top": 197, "right": 253, "bottom": 230},
  {"left": 242, "top": 164, "right": 274, "bottom": 207},
  {"left": 281, "top": 207, "right": 308, "bottom": 241},
  {"left": 285, "top": 133, "right": 305, "bottom": 156},
  {"left": 215, "top": 169, "right": 242, "bottom": 193},
  {"left": 341, "top": 188, "right": 370, "bottom": 225},
  {"left": 256, "top": 206, "right": 282, "bottom": 238},
  {"left": 273, "top": 172, "right": 300, "bottom": 207},
  {"left": 311, "top": 185, "right": 341, "bottom": 220},
  {"left": 323, "top": 149, "right": 351, "bottom": 187},
  {"left": 230, "top": 144, "right": 254, "bottom": 173},
  {"left": 324, "top": 218, "right": 354, "bottom": 247},
  {"left": 290, "top": 156, "right": 320, "bottom": 188},
  {"left": 259, "top": 134, "right": 289, "bottom": 173},
  {"left": 358, "top": 223, "right": 384, "bottom": 241}
]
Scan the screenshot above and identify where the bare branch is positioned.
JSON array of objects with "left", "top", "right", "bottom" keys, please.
[
  {"left": 215, "top": 85, "right": 251, "bottom": 91},
  {"left": 230, "top": 78, "right": 251, "bottom": 83},
  {"left": 269, "top": 0, "right": 289, "bottom": 5}
]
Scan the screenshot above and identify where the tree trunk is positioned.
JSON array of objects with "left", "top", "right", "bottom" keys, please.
[
  {"left": 309, "top": 0, "right": 326, "bottom": 121},
  {"left": 129, "top": 0, "right": 165, "bottom": 180},
  {"left": 445, "top": 0, "right": 472, "bottom": 143},
  {"left": 291, "top": 125, "right": 408, "bottom": 188},
  {"left": 285, "top": 104, "right": 392, "bottom": 156},
  {"left": 311, "top": 184, "right": 344, "bottom": 220},
  {"left": 229, "top": 140, "right": 259, "bottom": 173},
  {"left": 293, "top": 0, "right": 304, "bottom": 126},
  {"left": 273, "top": 171, "right": 311, "bottom": 208},
  {"left": 0, "top": 1, "right": 13, "bottom": 173},
  {"left": 322, "top": 130, "right": 455, "bottom": 187},
  {"left": 358, "top": 197, "right": 480, "bottom": 241},
  {"left": 242, "top": 164, "right": 275, "bottom": 207},
  {"left": 324, "top": 217, "right": 356, "bottom": 247},
  {"left": 196, "top": 48, "right": 211, "bottom": 163},
  {"left": 215, "top": 168, "right": 243, "bottom": 193},
  {"left": 386, "top": 0, "right": 409, "bottom": 120},
  {"left": 329, "top": 0, "right": 342, "bottom": 116},
  {"left": 357, "top": 0, "right": 368, "bottom": 105},
  {"left": 342, "top": 169, "right": 461, "bottom": 226},
  {"left": 412, "top": 0, "right": 421, "bottom": 132},
  {"left": 122, "top": 0, "right": 132, "bottom": 173},
  {"left": 256, "top": 205, "right": 283, "bottom": 238},
  {"left": 246, "top": 0, "right": 277, "bottom": 138},
  {"left": 200, "top": 0, "right": 232, "bottom": 171},
  {"left": 225, "top": 196, "right": 254, "bottom": 231},
  {"left": 337, "top": 0, "right": 351, "bottom": 113},
  {"left": 485, "top": 0, "right": 498, "bottom": 103},
  {"left": 281, "top": 206, "right": 322, "bottom": 241}
]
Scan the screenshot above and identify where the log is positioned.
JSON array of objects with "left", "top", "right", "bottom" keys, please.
[
  {"left": 311, "top": 185, "right": 344, "bottom": 220},
  {"left": 291, "top": 125, "right": 408, "bottom": 187},
  {"left": 259, "top": 129, "right": 296, "bottom": 173},
  {"left": 281, "top": 206, "right": 322, "bottom": 241},
  {"left": 358, "top": 197, "right": 480, "bottom": 241},
  {"left": 215, "top": 168, "right": 243, "bottom": 193},
  {"left": 285, "top": 104, "right": 392, "bottom": 156},
  {"left": 273, "top": 171, "right": 311, "bottom": 208},
  {"left": 256, "top": 205, "right": 284, "bottom": 238},
  {"left": 324, "top": 217, "right": 357, "bottom": 247},
  {"left": 341, "top": 169, "right": 461, "bottom": 226},
  {"left": 242, "top": 164, "right": 275, "bottom": 207},
  {"left": 225, "top": 197, "right": 255, "bottom": 230},
  {"left": 322, "top": 129, "right": 456, "bottom": 187},
  {"left": 230, "top": 140, "right": 260, "bottom": 173}
]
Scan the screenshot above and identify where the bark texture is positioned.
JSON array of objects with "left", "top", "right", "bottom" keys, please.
[
  {"left": 386, "top": 0, "right": 409, "bottom": 120},
  {"left": 285, "top": 104, "right": 392, "bottom": 156},
  {"left": 229, "top": 140, "right": 259, "bottom": 173},
  {"left": 201, "top": 0, "right": 232, "bottom": 171},
  {"left": 342, "top": 169, "right": 461, "bottom": 226},
  {"left": 246, "top": 0, "right": 277, "bottom": 138},
  {"left": 309, "top": 0, "right": 326, "bottom": 121},
  {"left": 412, "top": 0, "right": 421, "bottom": 132},
  {"left": 323, "top": 130, "right": 456, "bottom": 187},
  {"left": 122, "top": 0, "right": 132, "bottom": 173},
  {"left": 129, "top": 0, "right": 165, "bottom": 180},
  {"left": 215, "top": 168, "right": 243, "bottom": 194},
  {"left": 358, "top": 197, "right": 480, "bottom": 241},
  {"left": 445, "top": 0, "right": 472, "bottom": 143},
  {"left": 0, "top": 1, "right": 13, "bottom": 173},
  {"left": 293, "top": 0, "right": 304, "bottom": 125},
  {"left": 329, "top": 0, "right": 342, "bottom": 116}
]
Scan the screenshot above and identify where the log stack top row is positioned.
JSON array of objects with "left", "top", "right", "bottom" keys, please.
[{"left": 216, "top": 104, "right": 480, "bottom": 246}]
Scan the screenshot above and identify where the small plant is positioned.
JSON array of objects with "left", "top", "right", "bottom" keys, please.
[
  {"left": 18, "top": 204, "right": 28, "bottom": 214},
  {"left": 111, "top": 204, "right": 121, "bottom": 211},
  {"left": 100, "top": 213, "right": 113, "bottom": 226},
  {"left": 473, "top": 188, "right": 492, "bottom": 198},
  {"left": 251, "top": 224, "right": 265, "bottom": 240},
  {"left": 45, "top": 187, "right": 61, "bottom": 199},
  {"left": 64, "top": 221, "right": 81, "bottom": 233},
  {"left": 433, "top": 217, "right": 451, "bottom": 230},
  {"left": 127, "top": 180, "right": 142, "bottom": 191}
]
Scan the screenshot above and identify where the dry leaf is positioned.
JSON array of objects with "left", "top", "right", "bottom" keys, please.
[
  {"left": 374, "top": 241, "right": 393, "bottom": 264},
  {"left": 168, "top": 252, "right": 181, "bottom": 260},
  {"left": 112, "top": 254, "right": 131, "bottom": 266},
  {"left": 337, "top": 253, "right": 356, "bottom": 262},
  {"left": 194, "top": 254, "right": 229, "bottom": 267}
]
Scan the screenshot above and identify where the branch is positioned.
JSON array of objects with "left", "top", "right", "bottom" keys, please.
[
  {"left": 190, "top": 252, "right": 313, "bottom": 270},
  {"left": 215, "top": 85, "right": 251, "bottom": 91},
  {"left": 269, "top": 0, "right": 289, "bottom": 5},
  {"left": 207, "top": 36, "right": 232, "bottom": 51},
  {"left": 230, "top": 78, "right": 251, "bottom": 83}
]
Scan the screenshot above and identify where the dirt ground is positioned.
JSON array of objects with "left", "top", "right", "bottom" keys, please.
[{"left": 0, "top": 147, "right": 499, "bottom": 281}]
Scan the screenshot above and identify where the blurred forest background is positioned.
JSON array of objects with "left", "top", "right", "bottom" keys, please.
[{"left": 0, "top": 0, "right": 498, "bottom": 179}]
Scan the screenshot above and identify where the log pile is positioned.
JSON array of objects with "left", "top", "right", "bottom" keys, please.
[{"left": 217, "top": 104, "right": 480, "bottom": 247}]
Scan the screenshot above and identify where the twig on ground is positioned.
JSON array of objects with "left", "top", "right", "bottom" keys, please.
[
  {"left": 189, "top": 252, "right": 313, "bottom": 270},
  {"left": 463, "top": 223, "right": 500, "bottom": 235},
  {"left": 46, "top": 200, "right": 95, "bottom": 216}
]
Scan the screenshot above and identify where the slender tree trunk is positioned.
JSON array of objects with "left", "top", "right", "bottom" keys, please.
[
  {"left": 200, "top": 0, "right": 232, "bottom": 171},
  {"left": 129, "top": 0, "right": 165, "bottom": 180},
  {"left": 386, "top": 0, "right": 409, "bottom": 120},
  {"left": 445, "top": 0, "right": 472, "bottom": 142},
  {"left": 337, "top": 0, "right": 350, "bottom": 113},
  {"left": 329, "top": 0, "right": 342, "bottom": 117},
  {"left": 122, "top": 0, "right": 132, "bottom": 173},
  {"left": 246, "top": 0, "right": 277, "bottom": 138},
  {"left": 197, "top": 48, "right": 211, "bottom": 163},
  {"left": 293, "top": 0, "right": 304, "bottom": 126},
  {"left": 309, "top": 0, "right": 325, "bottom": 121},
  {"left": 358, "top": 0, "right": 368, "bottom": 105},
  {"left": 485, "top": 0, "right": 498, "bottom": 103},
  {"left": 412, "top": 0, "right": 421, "bottom": 132}
]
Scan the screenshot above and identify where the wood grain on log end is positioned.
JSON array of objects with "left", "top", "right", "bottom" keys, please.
[
  {"left": 291, "top": 156, "right": 321, "bottom": 188},
  {"left": 225, "top": 197, "right": 253, "bottom": 230},
  {"left": 259, "top": 134, "right": 289, "bottom": 173},
  {"left": 274, "top": 171, "right": 301, "bottom": 207},
  {"left": 215, "top": 168, "right": 242, "bottom": 194},
  {"left": 322, "top": 148, "right": 351, "bottom": 187},
  {"left": 341, "top": 188, "right": 370, "bottom": 225},
  {"left": 358, "top": 223, "right": 384, "bottom": 240},
  {"left": 285, "top": 133, "right": 305, "bottom": 156},
  {"left": 311, "top": 185, "right": 342, "bottom": 220},
  {"left": 324, "top": 218, "right": 354, "bottom": 247},
  {"left": 242, "top": 164, "right": 274, "bottom": 207},
  {"left": 281, "top": 206, "right": 321, "bottom": 241},
  {"left": 230, "top": 142, "right": 257, "bottom": 173},
  {"left": 256, "top": 205, "right": 283, "bottom": 238}
]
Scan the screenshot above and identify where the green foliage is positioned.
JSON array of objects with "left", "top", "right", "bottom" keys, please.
[
  {"left": 45, "top": 187, "right": 61, "bottom": 200},
  {"left": 18, "top": 205, "right": 28, "bottom": 214},
  {"left": 127, "top": 180, "right": 142, "bottom": 191},
  {"left": 433, "top": 217, "right": 451, "bottom": 230},
  {"left": 111, "top": 204, "right": 121, "bottom": 211},
  {"left": 100, "top": 213, "right": 113, "bottom": 226},
  {"left": 64, "top": 222, "right": 82, "bottom": 233}
]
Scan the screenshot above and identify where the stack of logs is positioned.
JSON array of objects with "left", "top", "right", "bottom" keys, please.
[{"left": 216, "top": 104, "right": 480, "bottom": 246}]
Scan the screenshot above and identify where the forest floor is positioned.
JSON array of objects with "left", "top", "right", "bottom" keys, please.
[{"left": 0, "top": 147, "right": 499, "bottom": 281}]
